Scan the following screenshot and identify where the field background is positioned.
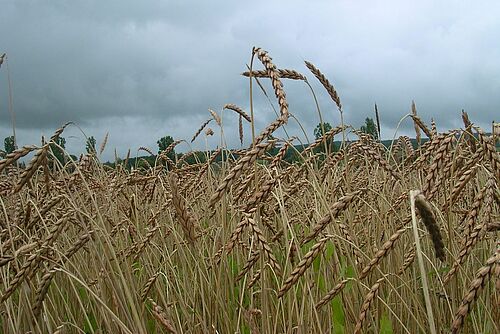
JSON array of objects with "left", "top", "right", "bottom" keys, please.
[{"left": 0, "top": 48, "right": 499, "bottom": 334}]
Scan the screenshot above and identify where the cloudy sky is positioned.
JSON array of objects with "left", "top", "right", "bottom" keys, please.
[{"left": 1, "top": 0, "right": 499, "bottom": 160}]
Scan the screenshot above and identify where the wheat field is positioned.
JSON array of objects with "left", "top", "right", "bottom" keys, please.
[{"left": 0, "top": 48, "right": 499, "bottom": 333}]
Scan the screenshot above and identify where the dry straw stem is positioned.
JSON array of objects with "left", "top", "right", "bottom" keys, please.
[
  {"left": 278, "top": 237, "right": 328, "bottom": 298},
  {"left": 223, "top": 103, "right": 252, "bottom": 122},
  {"left": 304, "top": 61, "right": 342, "bottom": 111},
  {"left": 168, "top": 173, "right": 199, "bottom": 244},
  {"left": 315, "top": 278, "right": 350, "bottom": 310},
  {"left": 450, "top": 247, "right": 499, "bottom": 334},
  {"left": 253, "top": 48, "right": 289, "bottom": 119},
  {"left": 242, "top": 68, "right": 307, "bottom": 81},
  {"left": 353, "top": 277, "right": 385, "bottom": 334},
  {"left": 414, "top": 193, "right": 446, "bottom": 261},
  {"left": 301, "top": 190, "right": 362, "bottom": 245},
  {"left": 410, "top": 190, "right": 438, "bottom": 334},
  {"left": 209, "top": 140, "right": 276, "bottom": 207}
]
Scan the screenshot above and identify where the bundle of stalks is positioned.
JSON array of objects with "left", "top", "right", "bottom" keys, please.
[{"left": 0, "top": 47, "right": 497, "bottom": 334}]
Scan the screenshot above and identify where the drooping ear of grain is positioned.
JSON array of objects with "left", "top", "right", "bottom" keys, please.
[
  {"left": 242, "top": 68, "right": 306, "bottom": 81},
  {"left": 278, "top": 238, "right": 328, "bottom": 297},
  {"left": 450, "top": 248, "right": 499, "bottom": 333},
  {"left": 223, "top": 104, "right": 251, "bottom": 123},
  {"left": 253, "top": 48, "right": 289, "bottom": 120},
  {"left": 191, "top": 118, "right": 212, "bottom": 143},
  {"left": 304, "top": 60, "right": 342, "bottom": 111},
  {"left": 168, "top": 173, "right": 199, "bottom": 244},
  {"left": 414, "top": 193, "right": 446, "bottom": 262}
]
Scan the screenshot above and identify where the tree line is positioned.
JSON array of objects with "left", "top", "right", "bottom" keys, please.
[{"left": 0, "top": 118, "right": 379, "bottom": 168}]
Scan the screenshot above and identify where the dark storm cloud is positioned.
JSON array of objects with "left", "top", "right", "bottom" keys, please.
[{"left": 0, "top": 1, "right": 499, "bottom": 159}]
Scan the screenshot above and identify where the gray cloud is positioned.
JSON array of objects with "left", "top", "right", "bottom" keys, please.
[{"left": 0, "top": 0, "right": 498, "bottom": 160}]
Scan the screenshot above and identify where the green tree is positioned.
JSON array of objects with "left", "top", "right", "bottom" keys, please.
[
  {"left": 313, "top": 122, "right": 338, "bottom": 154},
  {"left": 50, "top": 136, "right": 66, "bottom": 166},
  {"left": 86, "top": 136, "right": 96, "bottom": 154},
  {"left": 157, "top": 135, "right": 175, "bottom": 161},
  {"left": 360, "top": 117, "right": 378, "bottom": 139},
  {"left": 314, "top": 122, "right": 333, "bottom": 140},
  {"left": 4, "top": 135, "right": 15, "bottom": 154}
]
